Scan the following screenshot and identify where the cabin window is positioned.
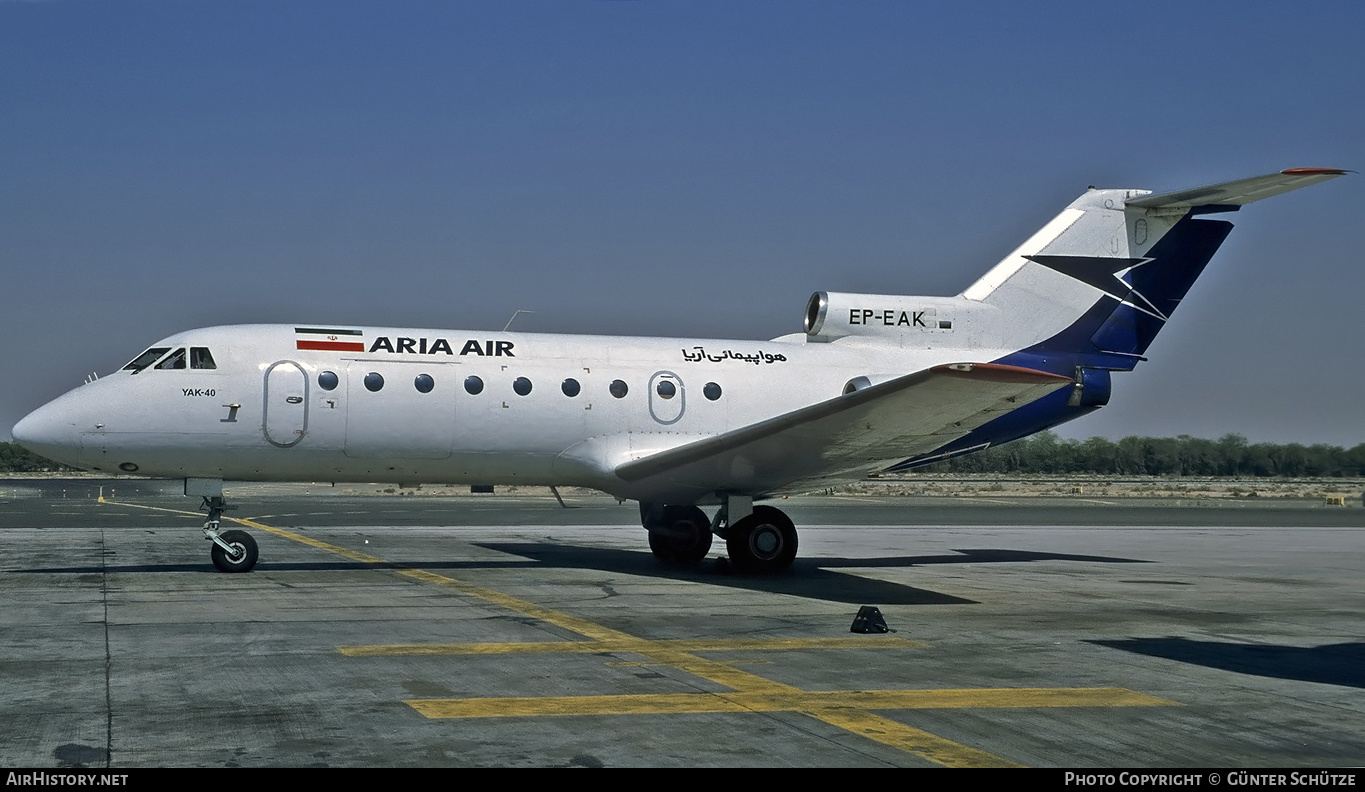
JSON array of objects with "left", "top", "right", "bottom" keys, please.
[
  {"left": 464, "top": 375, "right": 484, "bottom": 395},
  {"left": 318, "top": 371, "right": 339, "bottom": 391},
  {"left": 655, "top": 380, "right": 677, "bottom": 399},
  {"left": 414, "top": 373, "right": 435, "bottom": 393},
  {"left": 703, "top": 382, "right": 722, "bottom": 401},
  {"left": 561, "top": 378, "right": 581, "bottom": 397},
  {"left": 190, "top": 347, "right": 216, "bottom": 370},
  {"left": 155, "top": 348, "right": 188, "bottom": 370},
  {"left": 364, "top": 372, "right": 384, "bottom": 392},
  {"left": 122, "top": 347, "right": 170, "bottom": 373},
  {"left": 609, "top": 380, "right": 628, "bottom": 399},
  {"left": 513, "top": 377, "right": 532, "bottom": 396}
]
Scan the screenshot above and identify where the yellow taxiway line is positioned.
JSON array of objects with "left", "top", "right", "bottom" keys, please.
[
  {"left": 408, "top": 686, "right": 1170, "bottom": 718},
  {"left": 338, "top": 635, "right": 927, "bottom": 656}
]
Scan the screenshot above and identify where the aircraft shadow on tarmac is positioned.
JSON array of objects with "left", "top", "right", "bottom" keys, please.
[
  {"left": 21, "top": 544, "right": 1147, "bottom": 606},
  {"left": 458, "top": 542, "right": 1151, "bottom": 606},
  {"left": 1090, "top": 637, "right": 1365, "bottom": 688}
]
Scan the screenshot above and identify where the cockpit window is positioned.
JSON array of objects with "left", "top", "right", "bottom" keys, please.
[
  {"left": 190, "top": 347, "right": 216, "bottom": 370},
  {"left": 122, "top": 347, "right": 171, "bottom": 373},
  {"left": 155, "top": 348, "right": 188, "bottom": 370}
]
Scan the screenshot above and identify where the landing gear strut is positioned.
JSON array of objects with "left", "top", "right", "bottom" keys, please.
[{"left": 202, "top": 496, "right": 258, "bottom": 573}]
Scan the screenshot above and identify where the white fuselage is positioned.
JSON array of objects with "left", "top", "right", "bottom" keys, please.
[{"left": 20, "top": 323, "right": 1010, "bottom": 502}]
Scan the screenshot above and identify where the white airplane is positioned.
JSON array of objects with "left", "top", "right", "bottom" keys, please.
[{"left": 12, "top": 168, "right": 1346, "bottom": 574}]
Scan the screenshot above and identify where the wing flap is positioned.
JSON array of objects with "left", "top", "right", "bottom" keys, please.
[{"left": 614, "top": 363, "right": 1071, "bottom": 498}]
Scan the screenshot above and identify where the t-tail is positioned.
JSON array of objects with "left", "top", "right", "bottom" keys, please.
[{"left": 879, "top": 167, "right": 1348, "bottom": 469}]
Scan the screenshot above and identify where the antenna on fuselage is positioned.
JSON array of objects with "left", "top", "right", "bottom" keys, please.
[{"left": 503, "top": 310, "right": 535, "bottom": 332}]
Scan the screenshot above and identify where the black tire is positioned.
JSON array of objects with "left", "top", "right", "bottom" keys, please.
[
  {"left": 647, "top": 505, "right": 713, "bottom": 564},
  {"left": 211, "top": 529, "right": 259, "bottom": 573},
  {"left": 726, "top": 505, "right": 797, "bottom": 574}
]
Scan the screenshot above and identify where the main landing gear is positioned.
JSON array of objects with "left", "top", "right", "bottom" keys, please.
[
  {"left": 643, "top": 504, "right": 713, "bottom": 564},
  {"left": 725, "top": 505, "right": 798, "bottom": 575},
  {"left": 202, "top": 496, "right": 258, "bottom": 573},
  {"left": 642, "top": 500, "right": 797, "bottom": 574}
]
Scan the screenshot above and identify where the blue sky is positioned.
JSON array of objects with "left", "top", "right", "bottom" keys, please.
[{"left": 2, "top": 1, "right": 1361, "bottom": 444}]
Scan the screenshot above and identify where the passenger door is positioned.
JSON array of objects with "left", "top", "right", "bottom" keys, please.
[{"left": 263, "top": 361, "right": 308, "bottom": 447}]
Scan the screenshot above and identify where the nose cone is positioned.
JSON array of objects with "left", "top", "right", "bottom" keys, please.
[{"left": 12, "top": 399, "right": 83, "bottom": 468}]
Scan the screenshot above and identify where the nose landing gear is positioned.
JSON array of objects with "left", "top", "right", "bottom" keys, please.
[
  {"left": 209, "top": 529, "right": 259, "bottom": 572},
  {"left": 201, "top": 496, "right": 259, "bottom": 573}
]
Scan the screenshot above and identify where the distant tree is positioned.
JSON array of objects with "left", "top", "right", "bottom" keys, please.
[
  {"left": 1078, "top": 436, "right": 1118, "bottom": 474},
  {"left": 1217, "top": 433, "right": 1249, "bottom": 476},
  {"left": 917, "top": 432, "right": 1365, "bottom": 478}
]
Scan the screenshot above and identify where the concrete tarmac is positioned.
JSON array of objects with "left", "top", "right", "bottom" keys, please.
[{"left": 2, "top": 479, "right": 1362, "bottom": 767}]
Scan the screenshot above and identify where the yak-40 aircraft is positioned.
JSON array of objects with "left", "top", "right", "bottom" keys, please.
[{"left": 13, "top": 168, "right": 1346, "bottom": 574}]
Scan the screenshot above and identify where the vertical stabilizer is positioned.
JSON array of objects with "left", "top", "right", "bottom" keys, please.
[{"left": 964, "top": 169, "right": 1345, "bottom": 373}]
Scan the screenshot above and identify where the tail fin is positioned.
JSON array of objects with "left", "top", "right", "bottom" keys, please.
[{"left": 965, "top": 168, "right": 1346, "bottom": 374}]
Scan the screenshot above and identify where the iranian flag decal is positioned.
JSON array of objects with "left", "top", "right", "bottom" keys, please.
[{"left": 295, "top": 327, "right": 365, "bottom": 352}]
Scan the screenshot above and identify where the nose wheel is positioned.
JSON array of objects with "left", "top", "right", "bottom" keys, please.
[
  {"left": 201, "top": 496, "right": 259, "bottom": 573},
  {"left": 209, "top": 530, "right": 259, "bottom": 572}
]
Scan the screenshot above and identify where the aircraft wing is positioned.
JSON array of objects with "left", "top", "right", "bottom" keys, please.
[
  {"left": 1126, "top": 167, "right": 1347, "bottom": 210},
  {"left": 614, "top": 363, "right": 1072, "bottom": 500}
]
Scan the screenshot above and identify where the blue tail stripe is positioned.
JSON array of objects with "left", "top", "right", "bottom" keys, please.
[
  {"left": 1094, "top": 217, "right": 1233, "bottom": 357},
  {"left": 997, "top": 216, "right": 1234, "bottom": 376}
]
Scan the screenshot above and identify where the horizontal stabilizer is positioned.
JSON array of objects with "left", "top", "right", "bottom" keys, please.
[
  {"left": 1127, "top": 168, "right": 1347, "bottom": 210},
  {"left": 614, "top": 363, "right": 1071, "bottom": 499}
]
